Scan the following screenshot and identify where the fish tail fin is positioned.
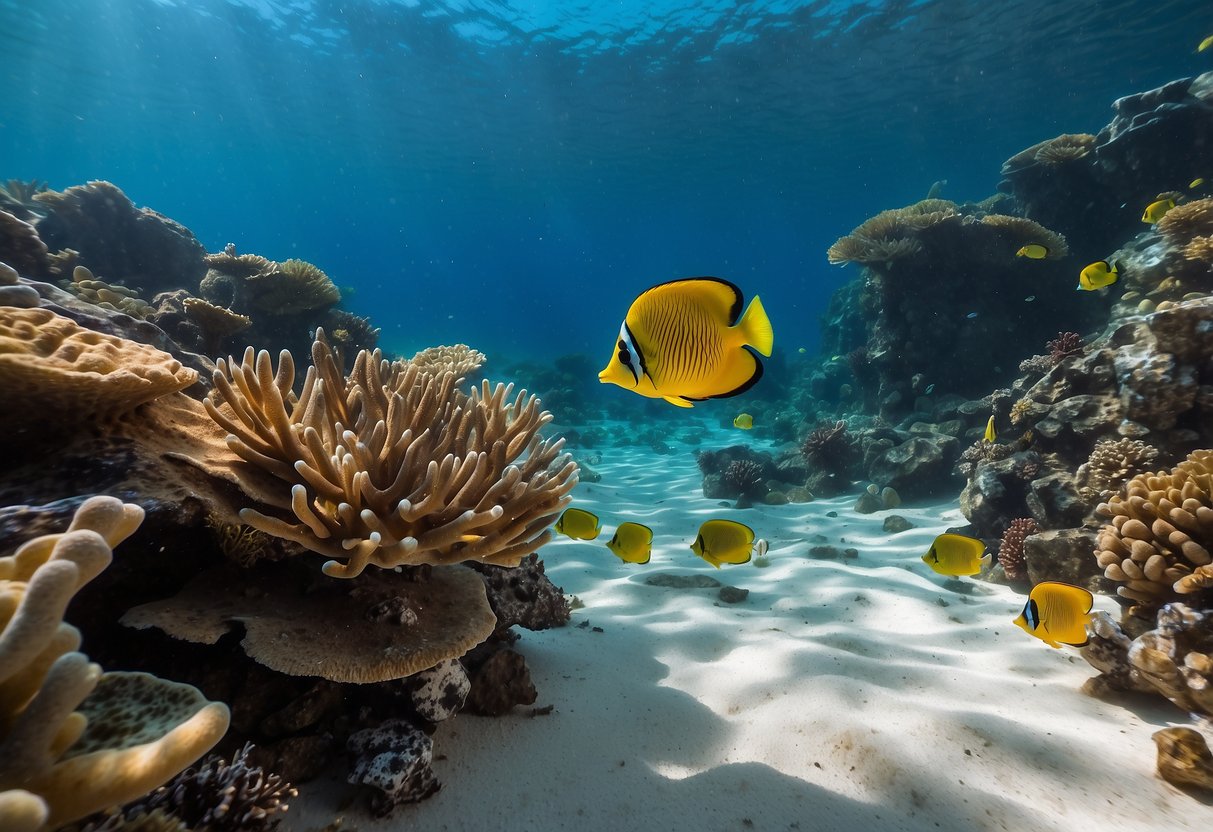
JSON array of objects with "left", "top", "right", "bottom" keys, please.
[{"left": 738, "top": 295, "right": 774, "bottom": 357}]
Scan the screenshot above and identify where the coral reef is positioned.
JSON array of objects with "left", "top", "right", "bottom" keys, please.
[
  {"left": 34, "top": 181, "right": 206, "bottom": 296},
  {"left": 0, "top": 497, "right": 229, "bottom": 830},
  {"left": 0, "top": 179, "right": 48, "bottom": 222},
  {"left": 1076, "top": 438, "right": 1159, "bottom": 502},
  {"left": 204, "top": 332, "right": 578, "bottom": 576},
  {"left": 0, "top": 210, "right": 50, "bottom": 277},
  {"left": 470, "top": 554, "right": 571, "bottom": 633}
]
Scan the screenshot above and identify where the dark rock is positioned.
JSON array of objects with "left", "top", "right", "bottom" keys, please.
[
  {"left": 347, "top": 718, "right": 439, "bottom": 815},
  {"left": 261, "top": 681, "right": 345, "bottom": 738},
  {"left": 1022, "top": 528, "right": 1105, "bottom": 589},
  {"left": 882, "top": 515, "right": 914, "bottom": 533},
  {"left": 464, "top": 648, "right": 537, "bottom": 716},
  {"left": 253, "top": 733, "right": 335, "bottom": 784},
  {"left": 644, "top": 574, "right": 722, "bottom": 589},
  {"left": 718, "top": 586, "right": 749, "bottom": 604},
  {"left": 866, "top": 434, "right": 960, "bottom": 495},
  {"left": 470, "top": 554, "right": 570, "bottom": 632}
]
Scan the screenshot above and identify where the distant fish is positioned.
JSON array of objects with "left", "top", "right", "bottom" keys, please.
[
  {"left": 733, "top": 413, "right": 754, "bottom": 430},
  {"left": 607, "top": 522, "right": 653, "bottom": 564},
  {"left": 1199, "top": 34, "right": 1213, "bottom": 52},
  {"left": 1012, "top": 581, "right": 1094, "bottom": 648},
  {"left": 1142, "top": 198, "right": 1176, "bottom": 224},
  {"left": 798, "top": 347, "right": 807, "bottom": 354},
  {"left": 926, "top": 179, "right": 947, "bottom": 199},
  {"left": 924, "top": 383, "right": 936, "bottom": 394},
  {"left": 1191, "top": 177, "right": 1206, "bottom": 190},
  {"left": 984, "top": 415, "right": 997, "bottom": 443},
  {"left": 966, "top": 312, "right": 978, "bottom": 319},
  {"left": 921, "top": 533, "right": 991, "bottom": 577},
  {"left": 1015, "top": 244, "right": 1049, "bottom": 260},
  {"left": 1077, "top": 260, "right": 1120, "bottom": 291},
  {"left": 598, "top": 277, "right": 774, "bottom": 408},
  {"left": 690, "top": 519, "right": 755, "bottom": 568},
  {"left": 1024, "top": 295, "right": 1036, "bottom": 302},
  {"left": 555, "top": 508, "right": 601, "bottom": 540}
]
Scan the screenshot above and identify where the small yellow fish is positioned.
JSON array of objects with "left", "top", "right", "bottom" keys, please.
[
  {"left": 598, "top": 277, "right": 774, "bottom": 408},
  {"left": 606, "top": 522, "right": 653, "bottom": 564},
  {"left": 733, "top": 413, "right": 754, "bottom": 430},
  {"left": 1199, "top": 34, "right": 1213, "bottom": 52},
  {"left": 555, "top": 508, "right": 601, "bottom": 540},
  {"left": 984, "top": 415, "right": 997, "bottom": 443},
  {"left": 921, "top": 533, "right": 991, "bottom": 577},
  {"left": 1016, "top": 244, "right": 1049, "bottom": 260},
  {"left": 798, "top": 347, "right": 807, "bottom": 354},
  {"left": 1190, "top": 177, "right": 1206, "bottom": 190},
  {"left": 690, "top": 519, "right": 755, "bottom": 568},
  {"left": 1077, "top": 259, "right": 1120, "bottom": 291},
  {"left": 1013, "top": 581, "right": 1094, "bottom": 648},
  {"left": 1142, "top": 198, "right": 1176, "bottom": 224}
]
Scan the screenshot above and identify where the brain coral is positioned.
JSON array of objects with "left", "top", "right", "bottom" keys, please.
[{"left": 0, "top": 307, "right": 197, "bottom": 432}]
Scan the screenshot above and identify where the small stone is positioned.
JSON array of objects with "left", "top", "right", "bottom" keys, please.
[
  {"left": 843, "top": 548, "right": 859, "bottom": 559},
  {"left": 762, "top": 490, "right": 790, "bottom": 505},
  {"left": 882, "top": 515, "right": 914, "bottom": 533},
  {"left": 826, "top": 510, "right": 838, "bottom": 518},
  {"left": 785, "top": 486, "right": 814, "bottom": 503},
  {"left": 718, "top": 586, "right": 749, "bottom": 603},
  {"left": 853, "top": 491, "right": 884, "bottom": 514},
  {"left": 808, "top": 545, "right": 842, "bottom": 559},
  {"left": 1153, "top": 727, "right": 1213, "bottom": 791}
]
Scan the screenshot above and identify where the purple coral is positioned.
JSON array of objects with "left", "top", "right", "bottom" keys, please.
[
  {"left": 801, "top": 421, "right": 856, "bottom": 475},
  {"left": 998, "top": 518, "right": 1039, "bottom": 582},
  {"left": 1046, "top": 331, "right": 1083, "bottom": 365},
  {"left": 723, "top": 459, "right": 764, "bottom": 494}
]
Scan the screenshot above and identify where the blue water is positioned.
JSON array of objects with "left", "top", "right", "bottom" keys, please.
[{"left": 1, "top": 0, "right": 1208, "bottom": 366}]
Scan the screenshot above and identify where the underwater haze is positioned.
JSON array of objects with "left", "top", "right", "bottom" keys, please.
[{"left": 0, "top": 0, "right": 1207, "bottom": 362}]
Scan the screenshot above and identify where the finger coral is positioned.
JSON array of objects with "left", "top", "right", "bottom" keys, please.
[
  {"left": 0, "top": 497, "right": 230, "bottom": 831},
  {"left": 204, "top": 331, "right": 578, "bottom": 577},
  {"left": 1095, "top": 450, "right": 1213, "bottom": 608}
]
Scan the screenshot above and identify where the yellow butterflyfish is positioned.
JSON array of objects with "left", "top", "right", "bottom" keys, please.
[
  {"left": 1142, "top": 198, "right": 1176, "bottom": 224},
  {"left": 984, "top": 415, "right": 997, "bottom": 443},
  {"left": 733, "top": 413, "right": 754, "bottom": 430},
  {"left": 598, "top": 277, "right": 774, "bottom": 408},
  {"left": 1015, "top": 244, "right": 1049, "bottom": 260},
  {"left": 1077, "top": 260, "right": 1120, "bottom": 291},
  {"left": 1190, "top": 177, "right": 1206, "bottom": 190},
  {"left": 606, "top": 522, "right": 653, "bottom": 564},
  {"left": 1199, "top": 34, "right": 1213, "bottom": 52},
  {"left": 555, "top": 508, "right": 601, "bottom": 541},
  {"left": 1012, "top": 581, "right": 1093, "bottom": 648},
  {"left": 921, "top": 533, "right": 990, "bottom": 577},
  {"left": 690, "top": 519, "right": 756, "bottom": 568}
]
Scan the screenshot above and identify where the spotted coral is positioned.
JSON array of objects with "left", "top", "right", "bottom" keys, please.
[
  {"left": 997, "top": 518, "right": 1038, "bottom": 582},
  {"left": 0, "top": 497, "right": 230, "bottom": 831}
]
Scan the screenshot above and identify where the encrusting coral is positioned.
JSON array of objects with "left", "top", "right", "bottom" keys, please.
[
  {"left": 203, "top": 331, "right": 578, "bottom": 577},
  {"left": 1095, "top": 450, "right": 1213, "bottom": 609},
  {"left": 0, "top": 497, "right": 230, "bottom": 831}
]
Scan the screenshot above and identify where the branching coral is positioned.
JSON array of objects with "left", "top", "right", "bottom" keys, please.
[
  {"left": 1046, "top": 331, "right": 1083, "bottom": 364},
  {"left": 204, "top": 331, "right": 578, "bottom": 577},
  {"left": 0, "top": 497, "right": 230, "bottom": 831},
  {"left": 1095, "top": 450, "right": 1213, "bottom": 608},
  {"left": 998, "top": 518, "right": 1038, "bottom": 582},
  {"left": 723, "top": 460, "right": 764, "bottom": 494},
  {"left": 402, "top": 344, "right": 487, "bottom": 380},
  {"left": 1077, "top": 438, "right": 1160, "bottom": 502}
]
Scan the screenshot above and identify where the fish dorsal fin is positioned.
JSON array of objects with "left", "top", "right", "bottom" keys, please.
[{"left": 640, "top": 277, "right": 744, "bottom": 324}]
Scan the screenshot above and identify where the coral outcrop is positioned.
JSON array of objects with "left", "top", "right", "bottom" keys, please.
[{"left": 0, "top": 497, "right": 230, "bottom": 831}]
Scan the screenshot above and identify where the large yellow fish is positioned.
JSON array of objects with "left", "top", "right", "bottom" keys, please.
[
  {"left": 733, "top": 413, "right": 754, "bottom": 430},
  {"left": 1016, "top": 244, "right": 1049, "bottom": 260},
  {"left": 1012, "top": 581, "right": 1093, "bottom": 648},
  {"left": 1142, "top": 198, "right": 1176, "bottom": 224},
  {"left": 690, "top": 519, "right": 755, "bottom": 568},
  {"left": 555, "top": 508, "right": 601, "bottom": 541},
  {"left": 598, "top": 277, "right": 774, "bottom": 408},
  {"left": 607, "top": 522, "right": 653, "bottom": 564},
  {"left": 1077, "top": 260, "right": 1120, "bottom": 291},
  {"left": 921, "top": 533, "right": 990, "bottom": 577}
]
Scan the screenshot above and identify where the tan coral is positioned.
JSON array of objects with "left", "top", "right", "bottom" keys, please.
[
  {"left": 0, "top": 308, "right": 198, "bottom": 433},
  {"left": 403, "top": 344, "right": 487, "bottom": 380},
  {"left": 204, "top": 331, "right": 578, "bottom": 577},
  {"left": 1158, "top": 198, "right": 1213, "bottom": 242},
  {"left": 61, "top": 266, "right": 154, "bottom": 319},
  {"left": 827, "top": 200, "right": 957, "bottom": 265},
  {"left": 1076, "top": 438, "right": 1160, "bottom": 502},
  {"left": 979, "top": 214, "right": 1069, "bottom": 258},
  {"left": 1095, "top": 449, "right": 1213, "bottom": 607},
  {"left": 182, "top": 297, "right": 251, "bottom": 357},
  {"left": 0, "top": 497, "right": 229, "bottom": 831},
  {"left": 1001, "top": 133, "right": 1096, "bottom": 173},
  {"left": 243, "top": 258, "right": 340, "bottom": 314},
  {"left": 122, "top": 562, "right": 495, "bottom": 683}
]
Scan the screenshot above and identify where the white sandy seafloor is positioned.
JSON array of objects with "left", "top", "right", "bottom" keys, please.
[{"left": 293, "top": 425, "right": 1211, "bottom": 832}]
